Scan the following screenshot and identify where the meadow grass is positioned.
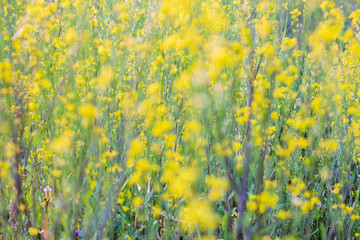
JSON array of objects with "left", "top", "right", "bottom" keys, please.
[{"left": 1, "top": 0, "right": 360, "bottom": 239}]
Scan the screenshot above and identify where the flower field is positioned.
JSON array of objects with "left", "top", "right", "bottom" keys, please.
[{"left": 1, "top": 0, "right": 360, "bottom": 239}]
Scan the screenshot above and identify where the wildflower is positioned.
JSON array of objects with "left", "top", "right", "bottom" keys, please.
[
  {"left": 152, "top": 120, "right": 172, "bottom": 137},
  {"left": 51, "top": 131, "right": 74, "bottom": 154},
  {"left": 51, "top": 169, "right": 62, "bottom": 178},
  {"left": 0, "top": 61, "right": 11, "bottom": 83},
  {"left": 5, "top": 142, "right": 18, "bottom": 158},
  {"left": 44, "top": 186, "right": 53, "bottom": 202},
  {"left": 127, "top": 139, "right": 143, "bottom": 158},
  {"left": 95, "top": 66, "right": 114, "bottom": 90},
  {"left": 317, "top": 203, "right": 323, "bottom": 210},
  {"left": 132, "top": 197, "right": 143, "bottom": 208},
  {"left": 277, "top": 210, "right": 292, "bottom": 219},
  {"left": 206, "top": 175, "right": 229, "bottom": 201},
  {"left": 282, "top": 37, "right": 297, "bottom": 50},
  {"left": 290, "top": 9, "right": 301, "bottom": 20},
  {"left": 29, "top": 227, "right": 39, "bottom": 236},
  {"left": 179, "top": 199, "right": 219, "bottom": 232},
  {"left": 79, "top": 104, "right": 98, "bottom": 120}
]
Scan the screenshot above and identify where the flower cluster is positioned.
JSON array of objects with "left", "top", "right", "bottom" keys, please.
[{"left": 1, "top": 0, "right": 360, "bottom": 239}]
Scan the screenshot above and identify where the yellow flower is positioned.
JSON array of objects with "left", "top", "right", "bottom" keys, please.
[
  {"left": 174, "top": 71, "right": 191, "bottom": 93},
  {"left": 95, "top": 66, "right": 114, "bottom": 90},
  {"left": 207, "top": 175, "right": 229, "bottom": 201},
  {"left": 5, "top": 142, "right": 18, "bottom": 158},
  {"left": 277, "top": 210, "right": 292, "bottom": 219},
  {"left": 132, "top": 196, "right": 143, "bottom": 208},
  {"left": 232, "top": 141, "right": 242, "bottom": 152},
  {"left": 290, "top": 9, "right": 301, "bottom": 19},
  {"left": 51, "top": 131, "right": 74, "bottom": 154},
  {"left": 179, "top": 199, "right": 219, "bottom": 232},
  {"left": 18, "top": 204, "right": 26, "bottom": 211},
  {"left": 29, "top": 227, "right": 39, "bottom": 236},
  {"left": 247, "top": 200, "right": 257, "bottom": 212},
  {"left": 152, "top": 120, "right": 172, "bottom": 137},
  {"left": 331, "top": 183, "right": 342, "bottom": 194},
  {"left": 247, "top": 190, "right": 278, "bottom": 214},
  {"left": 255, "top": 18, "right": 272, "bottom": 38},
  {"left": 79, "top": 104, "right": 98, "bottom": 120},
  {"left": 0, "top": 61, "right": 11, "bottom": 83},
  {"left": 282, "top": 37, "right": 297, "bottom": 50},
  {"left": 0, "top": 162, "right": 11, "bottom": 178},
  {"left": 128, "top": 139, "right": 143, "bottom": 158},
  {"left": 51, "top": 169, "right": 62, "bottom": 178}
]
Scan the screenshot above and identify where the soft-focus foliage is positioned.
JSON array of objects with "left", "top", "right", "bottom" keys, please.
[{"left": 1, "top": 0, "right": 360, "bottom": 239}]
